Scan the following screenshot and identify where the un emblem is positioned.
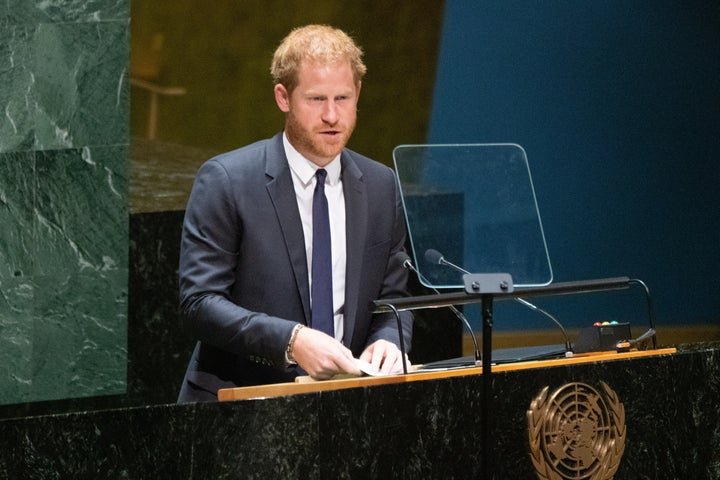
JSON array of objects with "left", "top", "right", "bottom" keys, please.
[{"left": 527, "top": 382, "right": 626, "bottom": 480}]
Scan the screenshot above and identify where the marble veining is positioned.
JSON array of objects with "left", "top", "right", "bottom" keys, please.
[
  {"left": 0, "top": 0, "right": 129, "bottom": 406},
  {"left": 0, "top": 0, "right": 128, "bottom": 25},
  {"left": 0, "top": 26, "right": 34, "bottom": 152},
  {"left": 1, "top": 19, "right": 128, "bottom": 154},
  {"left": 0, "top": 151, "right": 35, "bottom": 278},
  {"left": 28, "top": 146, "right": 127, "bottom": 403},
  {"left": 32, "top": 21, "right": 129, "bottom": 152}
]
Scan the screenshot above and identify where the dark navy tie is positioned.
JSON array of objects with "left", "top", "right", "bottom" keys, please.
[{"left": 311, "top": 169, "right": 334, "bottom": 337}]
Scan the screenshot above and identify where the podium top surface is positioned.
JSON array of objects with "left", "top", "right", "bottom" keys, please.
[{"left": 218, "top": 348, "right": 676, "bottom": 402}]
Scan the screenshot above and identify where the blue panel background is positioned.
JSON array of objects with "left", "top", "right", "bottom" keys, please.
[{"left": 429, "top": 1, "right": 719, "bottom": 330}]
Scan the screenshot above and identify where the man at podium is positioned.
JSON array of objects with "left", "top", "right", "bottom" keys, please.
[{"left": 177, "top": 25, "right": 413, "bottom": 402}]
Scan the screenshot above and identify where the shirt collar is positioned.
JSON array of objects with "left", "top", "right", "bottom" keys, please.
[{"left": 283, "top": 132, "right": 342, "bottom": 187}]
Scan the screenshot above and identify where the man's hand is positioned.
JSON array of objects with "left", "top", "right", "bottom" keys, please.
[
  {"left": 291, "top": 327, "right": 362, "bottom": 379},
  {"left": 359, "top": 339, "right": 408, "bottom": 375}
]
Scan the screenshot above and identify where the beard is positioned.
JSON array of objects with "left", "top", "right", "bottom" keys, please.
[{"left": 284, "top": 110, "right": 356, "bottom": 165}]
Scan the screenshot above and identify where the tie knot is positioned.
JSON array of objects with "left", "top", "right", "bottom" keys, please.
[{"left": 316, "top": 168, "right": 327, "bottom": 183}]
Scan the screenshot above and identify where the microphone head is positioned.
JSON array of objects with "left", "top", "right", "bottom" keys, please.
[
  {"left": 424, "top": 249, "right": 444, "bottom": 265},
  {"left": 397, "top": 252, "right": 412, "bottom": 268}
]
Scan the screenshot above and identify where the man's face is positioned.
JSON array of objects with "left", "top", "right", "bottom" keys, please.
[{"left": 274, "top": 60, "right": 361, "bottom": 167}]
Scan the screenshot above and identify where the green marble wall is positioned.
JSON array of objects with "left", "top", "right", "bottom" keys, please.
[{"left": 0, "top": 1, "right": 129, "bottom": 405}]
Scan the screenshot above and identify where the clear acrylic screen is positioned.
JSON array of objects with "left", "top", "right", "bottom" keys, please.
[{"left": 393, "top": 144, "right": 553, "bottom": 288}]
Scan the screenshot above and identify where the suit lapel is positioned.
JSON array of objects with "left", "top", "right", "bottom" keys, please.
[
  {"left": 265, "top": 134, "right": 312, "bottom": 325},
  {"left": 340, "top": 153, "right": 367, "bottom": 347}
]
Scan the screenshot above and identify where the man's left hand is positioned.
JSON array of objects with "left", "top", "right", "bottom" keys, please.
[{"left": 359, "top": 340, "right": 409, "bottom": 375}]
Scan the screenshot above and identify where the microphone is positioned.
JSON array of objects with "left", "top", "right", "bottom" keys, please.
[
  {"left": 424, "top": 248, "right": 574, "bottom": 356},
  {"left": 616, "top": 328, "right": 656, "bottom": 352},
  {"left": 400, "top": 252, "right": 481, "bottom": 365},
  {"left": 425, "top": 249, "right": 468, "bottom": 277}
]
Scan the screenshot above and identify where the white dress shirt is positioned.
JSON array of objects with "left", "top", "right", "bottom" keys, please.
[{"left": 283, "top": 133, "right": 347, "bottom": 341}]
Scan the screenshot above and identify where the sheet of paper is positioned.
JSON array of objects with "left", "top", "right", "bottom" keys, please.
[{"left": 354, "top": 358, "right": 393, "bottom": 377}]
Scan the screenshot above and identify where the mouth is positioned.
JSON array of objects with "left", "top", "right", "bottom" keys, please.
[{"left": 318, "top": 130, "right": 344, "bottom": 143}]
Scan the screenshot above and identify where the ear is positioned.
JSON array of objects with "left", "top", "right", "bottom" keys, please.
[
  {"left": 356, "top": 80, "right": 362, "bottom": 99},
  {"left": 274, "top": 84, "right": 290, "bottom": 113}
]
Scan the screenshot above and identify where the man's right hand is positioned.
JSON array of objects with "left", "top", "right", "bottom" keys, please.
[{"left": 291, "top": 327, "right": 362, "bottom": 379}]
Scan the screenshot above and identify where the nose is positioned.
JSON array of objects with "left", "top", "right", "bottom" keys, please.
[{"left": 321, "top": 100, "right": 339, "bottom": 125}]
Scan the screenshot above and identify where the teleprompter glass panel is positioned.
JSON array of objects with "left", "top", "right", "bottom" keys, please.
[{"left": 393, "top": 144, "right": 552, "bottom": 288}]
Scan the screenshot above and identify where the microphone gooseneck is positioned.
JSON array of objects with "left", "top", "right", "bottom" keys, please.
[
  {"left": 400, "top": 253, "right": 481, "bottom": 365},
  {"left": 514, "top": 298, "right": 573, "bottom": 355},
  {"left": 628, "top": 278, "right": 658, "bottom": 349},
  {"left": 424, "top": 248, "right": 573, "bottom": 356},
  {"left": 425, "top": 248, "right": 470, "bottom": 276}
]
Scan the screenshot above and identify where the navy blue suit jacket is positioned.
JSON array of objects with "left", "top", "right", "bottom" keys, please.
[{"left": 177, "top": 133, "right": 413, "bottom": 402}]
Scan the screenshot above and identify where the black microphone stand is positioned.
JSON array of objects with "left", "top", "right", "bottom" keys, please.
[
  {"left": 462, "top": 273, "right": 514, "bottom": 480},
  {"left": 385, "top": 302, "right": 408, "bottom": 375},
  {"left": 481, "top": 293, "right": 494, "bottom": 479}
]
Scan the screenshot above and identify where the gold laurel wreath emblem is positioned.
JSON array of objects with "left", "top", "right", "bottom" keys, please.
[{"left": 527, "top": 382, "right": 626, "bottom": 480}]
